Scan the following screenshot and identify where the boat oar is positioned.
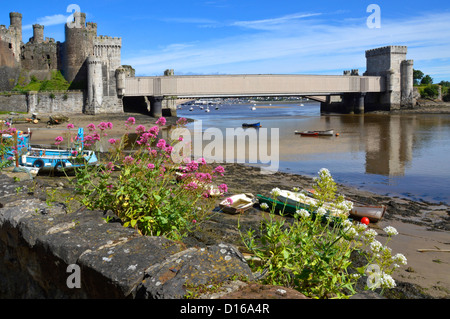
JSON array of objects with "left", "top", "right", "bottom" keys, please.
[{"left": 417, "top": 248, "right": 450, "bottom": 253}]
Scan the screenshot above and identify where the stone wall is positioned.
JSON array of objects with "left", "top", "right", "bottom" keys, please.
[
  {"left": 0, "top": 173, "right": 254, "bottom": 299},
  {"left": 0, "top": 91, "right": 86, "bottom": 114},
  {"left": 0, "top": 93, "right": 27, "bottom": 112}
]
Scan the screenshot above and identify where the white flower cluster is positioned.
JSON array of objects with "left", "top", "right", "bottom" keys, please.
[
  {"left": 319, "top": 168, "right": 331, "bottom": 177},
  {"left": 392, "top": 253, "right": 408, "bottom": 266},
  {"left": 260, "top": 202, "right": 269, "bottom": 210},
  {"left": 270, "top": 187, "right": 281, "bottom": 197},
  {"left": 383, "top": 226, "right": 398, "bottom": 236},
  {"left": 296, "top": 209, "right": 310, "bottom": 218},
  {"left": 380, "top": 273, "right": 396, "bottom": 289}
]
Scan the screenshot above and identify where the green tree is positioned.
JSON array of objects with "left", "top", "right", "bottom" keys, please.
[
  {"left": 413, "top": 69, "right": 424, "bottom": 85},
  {"left": 439, "top": 80, "right": 450, "bottom": 87},
  {"left": 420, "top": 75, "right": 433, "bottom": 85}
]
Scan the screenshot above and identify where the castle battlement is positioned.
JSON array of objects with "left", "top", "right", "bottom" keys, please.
[{"left": 365, "top": 46, "right": 408, "bottom": 58}]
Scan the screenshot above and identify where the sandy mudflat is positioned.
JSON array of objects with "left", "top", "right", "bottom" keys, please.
[{"left": 4, "top": 111, "right": 450, "bottom": 299}]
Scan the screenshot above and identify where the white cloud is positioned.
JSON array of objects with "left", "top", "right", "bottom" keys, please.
[
  {"left": 123, "top": 11, "right": 450, "bottom": 81},
  {"left": 23, "top": 14, "right": 69, "bottom": 30}
]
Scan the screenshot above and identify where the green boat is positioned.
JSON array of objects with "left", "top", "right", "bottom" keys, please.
[{"left": 256, "top": 194, "right": 350, "bottom": 225}]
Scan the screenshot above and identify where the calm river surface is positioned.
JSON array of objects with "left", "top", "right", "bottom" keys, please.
[{"left": 178, "top": 101, "right": 450, "bottom": 205}]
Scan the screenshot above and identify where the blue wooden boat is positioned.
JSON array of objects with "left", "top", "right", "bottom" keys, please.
[
  {"left": 3, "top": 128, "right": 98, "bottom": 172},
  {"left": 242, "top": 122, "right": 261, "bottom": 128}
]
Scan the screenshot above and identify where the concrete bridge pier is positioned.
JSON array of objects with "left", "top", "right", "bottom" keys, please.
[
  {"left": 150, "top": 96, "right": 163, "bottom": 118},
  {"left": 321, "top": 93, "right": 365, "bottom": 114}
]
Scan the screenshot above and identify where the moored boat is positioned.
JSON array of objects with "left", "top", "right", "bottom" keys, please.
[
  {"left": 295, "top": 129, "right": 334, "bottom": 136},
  {"left": 242, "top": 122, "right": 261, "bottom": 128},
  {"left": 219, "top": 193, "right": 255, "bottom": 215},
  {"left": 280, "top": 188, "right": 386, "bottom": 223},
  {"left": 2, "top": 128, "right": 98, "bottom": 174}
]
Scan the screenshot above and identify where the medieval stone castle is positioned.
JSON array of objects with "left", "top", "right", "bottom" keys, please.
[
  {"left": 0, "top": 11, "right": 133, "bottom": 114},
  {"left": 0, "top": 11, "right": 417, "bottom": 116}
]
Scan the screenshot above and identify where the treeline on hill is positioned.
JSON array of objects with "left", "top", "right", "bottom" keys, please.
[{"left": 414, "top": 69, "right": 450, "bottom": 101}]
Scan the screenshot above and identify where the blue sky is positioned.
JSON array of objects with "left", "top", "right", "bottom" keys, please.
[{"left": 2, "top": 0, "right": 450, "bottom": 82}]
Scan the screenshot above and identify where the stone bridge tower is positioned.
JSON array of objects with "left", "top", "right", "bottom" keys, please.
[{"left": 364, "top": 46, "right": 415, "bottom": 110}]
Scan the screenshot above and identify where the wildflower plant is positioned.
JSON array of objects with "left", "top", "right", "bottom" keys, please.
[
  {"left": 73, "top": 117, "right": 226, "bottom": 241},
  {"left": 241, "top": 168, "right": 406, "bottom": 299}
]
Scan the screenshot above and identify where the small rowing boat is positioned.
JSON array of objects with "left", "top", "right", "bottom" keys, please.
[
  {"left": 295, "top": 129, "right": 334, "bottom": 136},
  {"left": 220, "top": 193, "right": 255, "bottom": 214},
  {"left": 242, "top": 122, "right": 261, "bottom": 128}
]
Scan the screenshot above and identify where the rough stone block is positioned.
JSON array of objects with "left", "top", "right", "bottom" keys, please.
[{"left": 137, "top": 243, "right": 254, "bottom": 299}]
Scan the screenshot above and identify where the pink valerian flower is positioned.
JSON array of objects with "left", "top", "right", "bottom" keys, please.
[
  {"left": 195, "top": 172, "right": 212, "bottom": 184},
  {"left": 108, "top": 138, "right": 117, "bottom": 145},
  {"left": 123, "top": 156, "right": 134, "bottom": 164},
  {"left": 156, "top": 117, "right": 166, "bottom": 126},
  {"left": 149, "top": 126, "right": 159, "bottom": 136},
  {"left": 126, "top": 117, "right": 136, "bottom": 125},
  {"left": 135, "top": 125, "right": 146, "bottom": 134},
  {"left": 218, "top": 184, "right": 228, "bottom": 194},
  {"left": 176, "top": 117, "right": 188, "bottom": 126},
  {"left": 106, "top": 162, "right": 115, "bottom": 171},
  {"left": 98, "top": 122, "right": 112, "bottom": 131},
  {"left": 156, "top": 139, "right": 167, "bottom": 150},
  {"left": 225, "top": 197, "right": 234, "bottom": 206},
  {"left": 178, "top": 136, "right": 184, "bottom": 141},
  {"left": 147, "top": 163, "right": 155, "bottom": 170},
  {"left": 165, "top": 145, "right": 173, "bottom": 154},
  {"left": 186, "top": 160, "right": 199, "bottom": 172},
  {"left": 184, "top": 182, "right": 198, "bottom": 190},
  {"left": 192, "top": 219, "right": 197, "bottom": 224},
  {"left": 214, "top": 166, "right": 225, "bottom": 176},
  {"left": 67, "top": 123, "right": 75, "bottom": 129},
  {"left": 92, "top": 133, "right": 101, "bottom": 141},
  {"left": 106, "top": 184, "right": 114, "bottom": 190},
  {"left": 54, "top": 136, "right": 64, "bottom": 145},
  {"left": 198, "top": 157, "right": 207, "bottom": 165},
  {"left": 87, "top": 123, "right": 96, "bottom": 131},
  {"left": 71, "top": 150, "right": 78, "bottom": 156}
]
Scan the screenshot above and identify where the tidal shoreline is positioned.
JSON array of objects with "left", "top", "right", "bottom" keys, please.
[{"left": 4, "top": 111, "right": 450, "bottom": 298}]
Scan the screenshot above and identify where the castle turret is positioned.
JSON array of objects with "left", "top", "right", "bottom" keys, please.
[
  {"left": 32, "top": 24, "right": 44, "bottom": 44},
  {"left": 9, "top": 12, "right": 22, "bottom": 62},
  {"left": 86, "top": 56, "right": 103, "bottom": 114}
]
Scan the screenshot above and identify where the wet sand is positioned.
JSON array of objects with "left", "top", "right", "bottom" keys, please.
[{"left": 6, "top": 111, "right": 450, "bottom": 298}]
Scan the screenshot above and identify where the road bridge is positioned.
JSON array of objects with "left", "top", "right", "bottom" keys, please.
[{"left": 103, "top": 46, "right": 416, "bottom": 117}]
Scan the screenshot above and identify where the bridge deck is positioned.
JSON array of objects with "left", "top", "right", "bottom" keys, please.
[{"left": 123, "top": 74, "right": 384, "bottom": 98}]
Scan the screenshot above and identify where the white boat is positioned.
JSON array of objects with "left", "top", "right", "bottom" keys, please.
[{"left": 220, "top": 193, "right": 255, "bottom": 215}]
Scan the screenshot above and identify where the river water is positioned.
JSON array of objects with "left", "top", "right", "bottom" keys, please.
[{"left": 178, "top": 101, "right": 450, "bottom": 205}]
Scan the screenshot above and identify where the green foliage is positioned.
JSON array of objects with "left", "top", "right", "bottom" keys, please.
[
  {"left": 419, "top": 84, "right": 439, "bottom": 99},
  {"left": 13, "top": 71, "right": 70, "bottom": 92},
  {"left": 413, "top": 69, "right": 424, "bottom": 86},
  {"left": 241, "top": 169, "right": 406, "bottom": 299},
  {"left": 72, "top": 117, "right": 224, "bottom": 241},
  {"left": 420, "top": 75, "right": 433, "bottom": 85}
]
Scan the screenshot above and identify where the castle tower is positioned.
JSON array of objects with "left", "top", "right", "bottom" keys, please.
[
  {"left": 63, "top": 12, "right": 97, "bottom": 87},
  {"left": 86, "top": 56, "right": 103, "bottom": 114},
  {"left": 365, "top": 46, "right": 414, "bottom": 110},
  {"left": 9, "top": 12, "right": 22, "bottom": 62},
  {"left": 32, "top": 24, "right": 44, "bottom": 44}
]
